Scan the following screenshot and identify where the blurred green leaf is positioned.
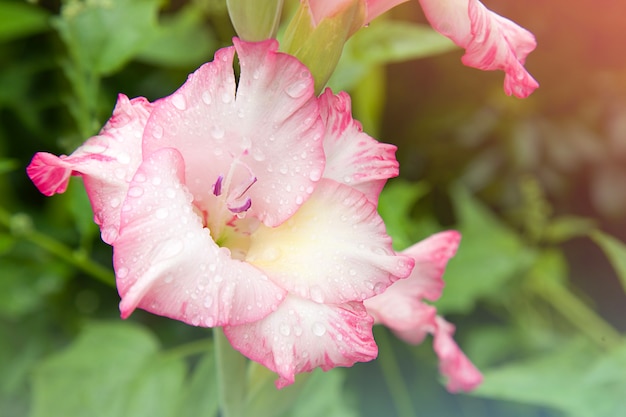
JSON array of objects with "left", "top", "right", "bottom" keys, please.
[
  {"left": 53, "top": 0, "right": 161, "bottom": 76},
  {"left": 590, "top": 230, "right": 626, "bottom": 294},
  {"left": 437, "top": 186, "right": 536, "bottom": 314},
  {"left": 330, "top": 21, "right": 456, "bottom": 91},
  {"left": 244, "top": 362, "right": 309, "bottom": 417},
  {"left": 544, "top": 215, "right": 597, "bottom": 244},
  {"left": 378, "top": 180, "right": 430, "bottom": 251},
  {"left": 0, "top": 1, "right": 50, "bottom": 42},
  {"left": 136, "top": 3, "right": 217, "bottom": 67},
  {"left": 474, "top": 339, "right": 626, "bottom": 417},
  {"left": 0, "top": 255, "right": 70, "bottom": 319},
  {"left": 0, "top": 158, "right": 19, "bottom": 174},
  {"left": 288, "top": 369, "right": 357, "bottom": 417},
  {"left": 30, "top": 321, "right": 187, "bottom": 417},
  {"left": 178, "top": 350, "right": 218, "bottom": 417}
]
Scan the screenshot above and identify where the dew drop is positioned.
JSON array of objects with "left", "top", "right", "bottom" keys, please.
[
  {"left": 310, "top": 286, "right": 325, "bottom": 303},
  {"left": 312, "top": 322, "right": 326, "bottom": 336},
  {"left": 172, "top": 94, "right": 187, "bottom": 110},
  {"left": 221, "top": 92, "right": 232, "bottom": 103},
  {"left": 373, "top": 282, "right": 387, "bottom": 295},
  {"left": 117, "top": 266, "right": 129, "bottom": 278},
  {"left": 201, "top": 91, "right": 212, "bottom": 105},
  {"left": 279, "top": 323, "right": 291, "bottom": 336},
  {"left": 152, "top": 125, "right": 164, "bottom": 139},
  {"left": 214, "top": 274, "right": 223, "bottom": 283},
  {"left": 165, "top": 188, "right": 176, "bottom": 199},
  {"left": 128, "top": 186, "right": 144, "bottom": 197},
  {"left": 151, "top": 177, "right": 162, "bottom": 185},
  {"left": 309, "top": 169, "right": 322, "bottom": 181},
  {"left": 118, "top": 152, "right": 131, "bottom": 164},
  {"left": 252, "top": 69, "right": 261, "bottom": 80},
  {"left": 155, "top": 207, "right": 169, "bottom": 219},
  {"left": 134, "top": 173, "right": 147, "bottom": 183},
  {"left": 110, "top": 197, "right": 121, "bottom": 208},
  {"left": 204, "top": 296, "right": 213, "bottom": 308},
  {"left": 211, "top": 125, "right": 225, "bottom": 139},
  {"left": 285, "top": 80, "right": 308, "bottom": 98}
]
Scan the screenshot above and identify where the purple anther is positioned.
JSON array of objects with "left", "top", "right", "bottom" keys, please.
[
  {"left": 228, "top": 197, "right": 252, "bottom": 214},
  {"left": 213, "top": 175, "right": 223, "bottom": 196}
]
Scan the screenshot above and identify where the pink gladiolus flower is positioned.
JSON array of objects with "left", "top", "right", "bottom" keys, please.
[
  {"left": 417, "top": 0, "right": 538, "bottom": 98},
  {"left": 364, "top": 231, "right": 483, "bottom": 392},
  {"left": 27, "top": 38, "right": 414, "bottom": 387}
]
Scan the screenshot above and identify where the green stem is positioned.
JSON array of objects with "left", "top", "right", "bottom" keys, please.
[
  {"left": 375, "top": 326, "right": 417, "bottom": 417},
  {"left": 1, "top": 208, "right": 115, "bottom": 287},
  {"left": 161, "top": 338, "right": 213, "bottom": 361},
  {"left": 214, "top": 327, "right": 247, "bottom": 417},
  {"left": 535, "top": 282, "right": 623, "bottom": 350}
]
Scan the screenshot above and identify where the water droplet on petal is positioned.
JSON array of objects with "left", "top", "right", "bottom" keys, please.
[
  {"left": 309, "top": 169, "right": 322, "bottom": 181},
  {"left": 285, "top": 80, "right": 308, "bottom": 98},
  {"left": 214, "top": 274, "right": 223, "bottom": 283},
  {"left": 201, "top": 91, "right": 212, "bottom": 105},
  {"left": 211, "top": 125, "right": 225, "bottom": 139},
  {"left": 172, "top": 94, "right": 187, "bottom": 110},
  {"left": 117, "top": 266, "right": 129, "bottom": 278},
  {"left": 128, "top": 186, "right": 144, "bottom": 197},
  {"left": 312, "top": 322, "right": 326, "bottom": 336},
  {"left": 279, "top": 323, "right": 291, "bottom": 336},
  {"left": 374, "top": 282, "right": 387, "bottom": 295},
  {"left": 310, "top": 285, "right": 324, "bottom": 303},
  {"left": 151, "top": 125, "right": 163, "bottom": 140},
  {"left": 155, "top": 207, "right": 169, "bottom": 219},
  {"left": 110, "top": 197, "right": 121, "bottom": 208},
  {"left": 204, "top": 296, "right": 213, "bottom": 308},
  {"left": 221, "top": 92, "right": 232, "bottom": 103}
]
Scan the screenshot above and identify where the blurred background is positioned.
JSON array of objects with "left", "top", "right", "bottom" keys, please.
[{"left": 1, "top": 0, "right": 626, "bottom": 416}]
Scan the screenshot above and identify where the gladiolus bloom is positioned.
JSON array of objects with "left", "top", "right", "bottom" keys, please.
[
  {"left": 27, "top": 38, "right": 414, "bottom": 387},
  {"left": 364, "top": 231, "right": 483, "bottom": 392}
]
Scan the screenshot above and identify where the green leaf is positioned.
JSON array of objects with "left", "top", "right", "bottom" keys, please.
[
  {"left": 53, "top": 0, "right": 161, "bottom": 76},
  {"left": 0, "top": 1, "right": 50, "bottom": 42},
  {"left": 437, "top": 186, "right": 536, "bottom": 314},
  {"left": 30, "top": 321, "right": 187, "bottom": 417},
  {"left": 590, "top": 230, "right": 626, "bottom": 294},
  {"left": 544, "top": 215, "right": 597, "bottom": 244},
  {"left": 289, "top": 369, "right": 358, "bottom": 417},
  {"left": 474, "top": 339, "right": 626, "bottom": 417},
  {"left": 136, "top": 3, "right": 217, "bottom": 68},
  {"left": 178, "top": 350, "right": 219, "bottom": 417},
  {"left": 377, "top": 180, "right": 431, "bottom": 251}
]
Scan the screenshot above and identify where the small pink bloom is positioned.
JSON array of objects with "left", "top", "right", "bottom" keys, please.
[
  {"left": 418, "top": 0, "right": 538, "bottom": 98},
  {"left": 365, "top": 231, "right": 483, "bottom": 392},
  {"left": 27, "top": 38, "right": 413, "bottom": 387}
]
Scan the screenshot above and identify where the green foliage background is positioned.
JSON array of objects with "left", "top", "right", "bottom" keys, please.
[{"left": 1, "top": 0, "right": 626, "bottom": 416}]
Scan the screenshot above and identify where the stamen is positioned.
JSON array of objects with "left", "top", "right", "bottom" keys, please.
[
  {"left": 228, "top": 197, "right": 252, "bottom": 214},
  {"left": 213, "top": 175, "right": 223, "bottom": 196}
]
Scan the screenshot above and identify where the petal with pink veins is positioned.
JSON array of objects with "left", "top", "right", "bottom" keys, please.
[
  {"left": 246, "top": 178, "right": 414, "bottom": 305},
  {"left": 418, "top": 0, "right": 538, "bottom": 98},
  {"left": 114, "top": 147, "right": 286, "bottom": 327},
  {"left": 433, "top": 316, "right": 483, "bottom": 392},
  {"left": 364, "top": 231, "right": 460, "bottom": 330},
  {"left": 142, "top": 38, "right": 326, "bottom": 228},
  {"left": 319, "top": 89, "right": 399, "bottom": 204},
  {"left": 224, "top": 295, "right": 377, "bottom": 388},
  {"left": 26, "top": 94, "right": 152, "bottom": 244}
]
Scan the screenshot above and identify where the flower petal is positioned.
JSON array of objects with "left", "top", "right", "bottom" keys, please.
[
  {"left": 26, "top": 94, "right": 151, "bottom": 244},
  {"left": 319, "top": 89, "right": 399, "bottom": 204},
  {"left": 432, "top": 316, "right": 483, "bottom": 392},
  {"left": 114, "top": 147, "right": 286, "bottom": 326},
  {"left": 364, "top": 231, "right": 460, "bottom": 332},
  {"left": 246, "top": 178, "right": 414, "bottom": 304},
  {"left": 142, "top": 38, "right": 325, "bottom": 228},
  {"left": 224, "top": 295, "right": 377, "bottom": 388},
  {"left": 418, "top": 0, "right": 538, "bottom": 98}
]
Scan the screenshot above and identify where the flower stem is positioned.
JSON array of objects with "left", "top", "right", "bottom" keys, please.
[
  {"left": 0, "top": 208, "right": 115, "bottom": 287},
  {"left": 375, "top": 326, "right": 417, "bottom": 417},
  {"left": 534, "top": 281, "right": 623, "bottom": 350},
  {"left": 214, "top": 327, "right": 248, "bottom": 417}
]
